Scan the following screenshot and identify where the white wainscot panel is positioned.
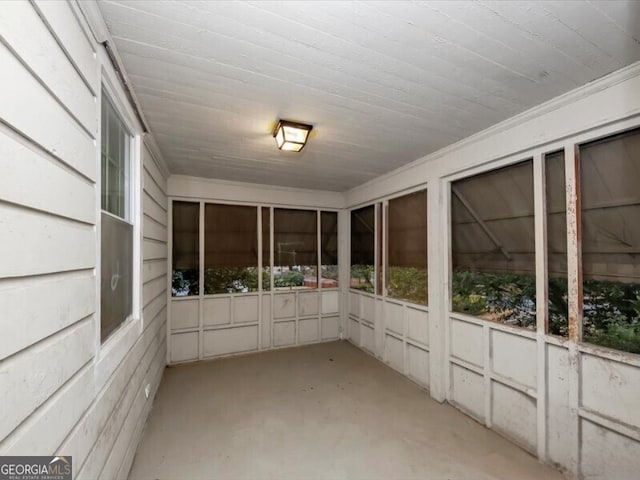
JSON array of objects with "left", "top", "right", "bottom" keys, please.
[
  {"left": 349, "top": 318, "right": 360, "bottom": 345},
  {"left": 299, "top": 318, "right": 319, "bottom": 344},
  {"left": 491, "top": 381, "right": 537, "bottom": 453},
  {"left": 384, "top": 302, "right": 403, "bottom": 335},
  {"left": 349, "top": 293, "right": 360, "bottom": 318},
  {"left": 321, "top": 291, "right": 339, "bottom": 315},
  {"left": 171, "top": 299, "right": 199, "bottom": 330},
  {"left": 234, "top": 295, "right": 259, "bottom": 323},
  {"left": 298, "top": 291, "right": 319, "bottom": 317},
  {"left": 491, "top": 330, "right": 537, "bottom": 389},
  {"left": 361, "top": 323, "right": 375, "bottom": 353},
  {"left": 547, "top": 344, "right": 571, "bottom": 467},
  {"left": 407, "top": 307, "right": 428, "bottom": 345},
  {"left": 581, "top": 354, "right": 640, "bottom": 429},
  {"left": 261, "top": 295, "right": 271, "bottom": 349},
  {"left": 362, "top": 295, "right": 375, "bottom": 324},
  {"left": 203, "top": 326, "right": 258, "bottom": 357},
  {"left": 273, "top": 293, "right": 296, "bottom": 319},
  {"left": 450, "top": 318, "right": 484, "bottom": 368},
  {"left": 383, "top": 334, "right": 403, "bottom": 372},
  {"left": 203, "top": 297, "right": 230, "bottom": 326},
  {"left": 171, "top": 332, "right": 198, "bottom": 363},
  {"left": 450, "top": 364, "right": 485, "bottom": 422},
  {"left": 580, "top": 418, "right": 640, "bottom": 480},
  {"left": 407, "top": 344, "right": 429, "bottom": 388},
  {"left": 321, "top": 316, "right": 340, "bottom": 340},
  {"left": 273, "top": 321, "right": 295, "bottom": 347}
]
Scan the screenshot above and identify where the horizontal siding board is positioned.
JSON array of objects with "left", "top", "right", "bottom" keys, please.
[
  {"left": 76, "top": 325, "right": 166, "bottom": 479},
  {"left": 0, "top": 361, "right": 94, "bottom": 456},
  {"left": 142, "top": 193, "right": 168, "bottom": 226},
  {"left": 143, "top": 167, "right": 167, "bottom": 210},
  {"left": 31, "top": 0, "right": 98, "bottom": 94},
  {"left": 142, "top": 259, "right": 167, "bottom": 284},
  {"left": 0, "top": 270, "right": 95, "bottom": 360},
  {"left": 102, "top": 354, "right": 165, "bottom": 480},
  {"left": 142, "top": 239, "right": 167, "bottom": 262},
  {"left": 0, "top": 204, "right": 95, "bottom": 277},
  {"left": 143, "top": 215, "right": 167, "bottom": 242},
  {"left": 142, "top": 276, "right": 166, "bottom": 309},
  {"left": 142, "top": 145, "right": 167, "bottom": 195},
  {"left": 143, "top": 294, "right": 167, "bottom": 330},
  {"left": 0, "top": 42, "right": 96, "bottom": 180},
  {"left": 0, "top": 318, "right": 95, "bottom": 440},
  {"left": 59, "top": 314, "right": 165, "bottom": 475},
  {"left": 0, "top": 127, "right": 95, "bottom": 223},
  {"left": 0, "top": 1, "right": 96, "bottom": 134}
]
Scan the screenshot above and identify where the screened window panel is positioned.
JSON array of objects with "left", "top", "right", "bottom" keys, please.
[
  {"left": 387, "top": 189, "right": 428, "bottom": 305},
  {"left": 204, "top": 204, "right": 258, "bottom": 294},
  {"left": 273, "top": 208, "right": 317, "bottom": 289},
  {"left": 172, "top": 201, "right": 199, "bottom": 296},
  {"left": 100, "top": 212, "right": 133, "bottom": 341},
  {"left": 451, "top": 159, "right": 536, "bottom": 329},
  {"left": 350, "top": 205, "right": 375, "bottom": 292},
  {"left": 321, "top": 211, "right": 339, "bottom": 288},
  {"left": 545, "top": 151, "right": 568, "bottom": 336},
  {"left": 580, "top": 128, "right": 640, "bottom": 354}
]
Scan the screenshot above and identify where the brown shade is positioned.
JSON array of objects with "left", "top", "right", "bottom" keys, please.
[
  {"left": 452, "top": 159, "right": 535, "bottom": 275},
  {"left": 172, "top": 201, "right": 199, "bottom": 270},
  {"left": 321, "top": 211, "right": 338, "bottom": 266},
  {"left": 388, "top": 190, "right": 427, "bottom": 269},
  {"left": 205, "top": 204, "right": 258, "bottom": 268},
  {"left": 351, "top": 205, "right": 375, "bottom": 266},
  {"left": 274, "top": 208, "right": 317, "bottom": 265},
  {"left": 580, "top": 128, "right": 640, "bottom": 283}
]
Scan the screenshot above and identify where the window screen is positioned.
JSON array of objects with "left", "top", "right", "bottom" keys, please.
[
  {"left": 204, "top": 204, "right": 258, "bottom": 294},
  {"left": 321, "top": 211, "right": 339, "bottom": 288},
  {"left": 172, "top": 201, "right": 199, "bottom": 296},
  {"left": 350, "top": 205, "right": 375, "bottom": 292},
  {"left": 273, "top": 208, "right": 318, "bottom": 289},
  {"left": 387, "top": 189, "right": 428, "bottom": 305},
  {"left": 451, "top": 160, "right": 536, "bottom": 329},
  {"left": 580, "top": 129, "right": 640, "bottom": 354}
]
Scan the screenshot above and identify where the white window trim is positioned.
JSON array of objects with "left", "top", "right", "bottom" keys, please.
[{"left": 95, "top": 66, "right": 143, "bottom": 376}]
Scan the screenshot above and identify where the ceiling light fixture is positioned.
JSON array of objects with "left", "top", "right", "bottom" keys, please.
[{"left": 273, "top": 119, "right": 313, "bottom": 152}]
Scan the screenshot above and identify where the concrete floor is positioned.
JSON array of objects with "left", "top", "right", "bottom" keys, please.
[{"left": 129, "top": 341, "right": 565, "bottom": 480}]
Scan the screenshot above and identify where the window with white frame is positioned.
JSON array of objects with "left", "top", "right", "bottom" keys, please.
[{"left": 100, "top": 88, "right": 134, "bottom": 342}]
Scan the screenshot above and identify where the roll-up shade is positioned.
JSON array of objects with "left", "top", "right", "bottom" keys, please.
[
  {"left": 274, "top": 208, "right": 317, "bottom": 266},
  {"left": 388, "top": 190, "right": 427, "bottom": 269},
  {"left": 172, "top": 201, "right": 199, "bottom": 270},
  {"left": 205, "top": 204, "right": 258, "bottom": 268}
]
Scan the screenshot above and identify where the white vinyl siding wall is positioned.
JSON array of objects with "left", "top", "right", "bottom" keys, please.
[{"left": 0, "top": 2, "right": 168, "bottom": 479}]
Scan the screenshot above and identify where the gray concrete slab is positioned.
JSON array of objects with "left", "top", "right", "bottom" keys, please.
[{"left": 129, "top": 341, "right": 565, "bottom": 480}]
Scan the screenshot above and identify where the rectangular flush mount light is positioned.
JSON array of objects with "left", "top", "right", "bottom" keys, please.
[{"left": 273, "top": 119, "right": 313, "bottom": 152}]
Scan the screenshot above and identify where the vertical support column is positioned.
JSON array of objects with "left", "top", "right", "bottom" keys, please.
[
  {"left": 198, "top": 200, "right": 205, "bottom": 360},
  {"left": 428, "top": 179, "right": 446, "bottom": 402},
  {"left": 338, "top": 209, "right": 350, "bottom": 340},
  {"left": 565, "top": 142, "right": 582, "bottom": 478},
  {"left": 166, "top": 199, "right": 173, "bottom": 364},
  {"left": 533, "top": 152, "right": 548, "bottom": 461},
  {"left": 317, "top": 209, "right": 322, "bottom": 341},
  {"left": 257, "top": 206, "right": 263, "bottom": 349}
]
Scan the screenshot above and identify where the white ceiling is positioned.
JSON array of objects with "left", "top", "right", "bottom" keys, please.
[{"left": 98, "top": 0, "right": 640, "bottom": 191}]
